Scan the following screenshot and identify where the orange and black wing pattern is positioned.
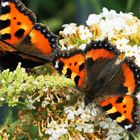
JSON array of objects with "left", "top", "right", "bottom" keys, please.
[
  {"left": 100, "top": 95, "right": 138, "bottom": 131},
  {"left": 100, "top": 58, "right": 140, "bottom": 131},
  {"left": 16, "top": 23, "right": 58, "bottom": 61},
  {"left": 0, "top": 0, "right": 36, "bottom": 49},
  {"left": 85, "top": 38, "right": 120, "bottom": 77},
  {"left": 0, "top": 0, "right": 58, "bottom": 69},
  {"left": 84, "top": 40, "right": 140, "bottom": 97},
  {"left": 52, "top": 36, "right": 140, "bottom": 131},
  {"left": 85, "top": 38, "right": 120, "bottom": 60},
  {"left": 83, "top": 39, "right": 140, "bottom": 131},
  {"left": 100, "top": 57, "right": 140, "bottom": 131},
  {"left": 84, "top": 38, "right": 122, "bottom": 105},
  {"left": 121, "top": 57, "right": 140, "bottom": 95},
  {"left": 52, "top": 49, "right": 86, "bottom": 87}
]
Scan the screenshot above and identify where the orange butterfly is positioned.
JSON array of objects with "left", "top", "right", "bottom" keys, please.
[
  {"left": 0, "top": 0, "right": 59, "bottom": 70},
  {"left": 52, "top": 38, "right": 140, "bottom": 131}
]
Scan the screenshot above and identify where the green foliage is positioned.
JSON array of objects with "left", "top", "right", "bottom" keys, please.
[
  {"left": 23, "top": 0, "right": 140, "bottom": 33},
  {"left": 0, "top": 64, "right": 77, "bottom": 139},
  {"left": 0, "top": 64, "right": 73, "bottom": 107}
]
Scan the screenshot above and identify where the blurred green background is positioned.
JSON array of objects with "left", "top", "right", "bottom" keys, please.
[{"left": 22, "top": 0, "right": 140, "bottom": 33}]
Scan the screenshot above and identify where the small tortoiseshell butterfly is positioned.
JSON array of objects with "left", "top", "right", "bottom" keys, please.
[
  {"left": 52, "top": 38, "right": 140, "bottom": 131},
  {"left": 0, "top": 0, "right": 58, "bottom": 70}
]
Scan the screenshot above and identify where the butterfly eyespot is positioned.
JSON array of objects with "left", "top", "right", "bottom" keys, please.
[
  {"left": 45, "top": 33, "right": 51, "bottom": 37},
  {"left": 99, "top": 43, "right": 102, "bottom": 47},
  {"left": 74, "top": 62, "right": 77, "bottom": 66},
  {"left": 50, "top": 37, "right": 55, "bottom": 42},
  {"left": 51, "top": 44, "right": 56, "bottom": 48},
  {"left": 17, "top": 22, "right": 21, "bottom": 25},
  {"left": 94, "top": 44, "right": 97, "bottom": 47},
  {"left": 123, "top": 105, "right": 126, "bottom": 108},
  {"left": 36, "top": 26, "right": 41, "bottom": 30},
  {"left": 42, "top": 29, "right": 46, "bottom": 33}
]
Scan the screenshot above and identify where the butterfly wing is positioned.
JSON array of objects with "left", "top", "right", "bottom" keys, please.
[
  {"left": 84, "top": 38, "right": 140, "bottom": 100},
  {"left": 16, "top": 23, "right": 58, "bottom": 61},
  {"left": 0, "top": 0, "right": 36, "bottom": 47},
  {"left": 0, "top": 0, "right": 58, "bottom": 69},
  {"left": 84, "top": 39, "right": 140, "bottom": 130},
  {"left": 85, "top": 38, "right": 120, "bottom": 82},
  {"left": 84, "top": 39, "right": 124, "bottom": 104},
  {"left": 52, "top": 49, "right": 86, "bottom": 87},
  {"left": 121, "top": 57, "right": 140, "bottom": 95},
  {"left": 100, "top": 95, "right": 138, "bottom": 131},
  {"left": 0, "top": 51, "right": 47, "bottom": 70}
]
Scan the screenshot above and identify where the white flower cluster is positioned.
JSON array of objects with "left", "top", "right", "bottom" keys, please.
[
  {"left": 86, "top": 8, "right": 138, "bottom": 38},
  {"left": 45, "top": 120, "right": 68, "bottom": 140},
  {"left": 60, "top": 7, "right": 140, "bottom": 65},
  {"left": 117, "top": 40, "right": 140, "bottom": 65},
  {"left": 64, "top": 102, "right": 97, "bottom": 133},
  {"left": 43, "top": 102, "right": 99, "bottom": 139},
  {"left": 59, "top": 23, "right": 92, "bottom": 50},
  {"left": 87, "top": 8, "right": 140, "bottom": 65},
  {"left": 41, "top": 100, "right": 125, "bottom": 139}
]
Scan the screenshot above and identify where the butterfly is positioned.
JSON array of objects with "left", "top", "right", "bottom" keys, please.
[
  {"left": 52, "top": 38, "right": 140, "bottom": 131},
  {"left": 0, "top": 0, "right": 59, "bottom": 70}
]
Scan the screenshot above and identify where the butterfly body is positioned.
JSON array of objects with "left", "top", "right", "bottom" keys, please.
[{"left": 53, "top": 38, "right": 140, "bottom": 131}]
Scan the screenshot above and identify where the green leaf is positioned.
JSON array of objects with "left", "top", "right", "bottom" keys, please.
[{"left": 126, "top": 0, "right": 135, "bottom": 12}]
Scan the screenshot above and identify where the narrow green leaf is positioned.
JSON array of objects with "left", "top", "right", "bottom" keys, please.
[{"left": 126, "top": 0, "right": 135, "bottom": 12}]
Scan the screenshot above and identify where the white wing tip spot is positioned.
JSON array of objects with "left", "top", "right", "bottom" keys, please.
[
  {"left": 2, "top": 2, "right": 9, "bottom": 7},
  {"left": 124, "top": 124, "right": 132, "bottom": 130},
  {"left": 55, "top": 60, "right": 59, "bottom": 68}
]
